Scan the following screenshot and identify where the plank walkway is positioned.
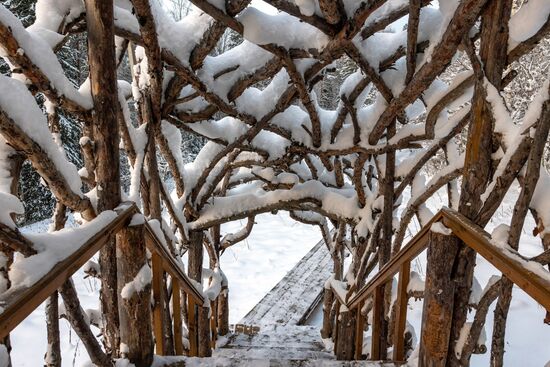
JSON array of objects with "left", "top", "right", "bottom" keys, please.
[{"left": 239, "top": 236, "right": 333, "bottom": 327}]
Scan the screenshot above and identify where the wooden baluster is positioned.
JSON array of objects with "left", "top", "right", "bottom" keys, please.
[
  {"left": 354, "top": 300, "right": 365, "bottom": 360},
  {"left": 371, "top": 286, "right": 383, "bottom": 360},
  {"left": 393, "top": 261, "right": 411, "bottom": 362},
  {"left": 172, "top": 280, "right": 183, "bottom": 355},
  {"left": 151, "top": 253, "right": 165, "bottom": 355},
  {"left": 188, "top": 296, "right": 198, "bottom": 356}
]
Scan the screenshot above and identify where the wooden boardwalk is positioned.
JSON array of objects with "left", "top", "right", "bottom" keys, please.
[{"left": 239, "top": 237, "right": 332, "bottom": 327}]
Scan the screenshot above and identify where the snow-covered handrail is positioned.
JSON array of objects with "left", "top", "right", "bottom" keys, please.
[{"left": 328, "top": 207, "right": 550, "bottom": 362}]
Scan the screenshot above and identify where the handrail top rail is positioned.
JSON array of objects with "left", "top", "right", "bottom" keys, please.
[
  {"left": 338, "top": 207, "right": 550, "bottom": 312},
  {"left": 0, "top": 202, "right": 204, "bottom": 340}
]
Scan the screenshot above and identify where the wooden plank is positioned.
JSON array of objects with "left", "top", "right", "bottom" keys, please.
[
  {"left": 393, "top": 261, "right": 410, "bottom": 362},
  {"left": 348, "top": 211, "right": 442, "bottom": 310},
  {"left": 152, "top": 252, "right": 165, "bottom": 355},
  {"left": 442, "top": 208, "right": 550, "bottom": 312},
  {"left": 172, "top": 279, "right": 183, "bottom": 355},
  {"left": 354, "top": 300, "right": 364, "bottom": 360},
  {"left": 371, "top": 286, "right": 383, "bottom": 360},
  {"left": 144, "top": 224, "right": 204, "bottom": 304},
  {"left": 188, "top": 296, "right": 198, "bottom": 357},
  {"left": 0, "top": 204, "right": 136, "bottom": 339}
]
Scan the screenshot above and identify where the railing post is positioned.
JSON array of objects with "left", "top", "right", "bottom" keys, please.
[
  {"left": 371, "top": 286, "right": 383, "bottom": 360},
  {"left": 333, "top": 298, "right": 340, "bottom": 350},
  {"left": 188, "top": 296, "right": 198, "bottom": 356},
  {"left": 172, "top": 280, "right": 183, "bottom": 355},
  {"left": 393, "top": 261, "right": 410, "bottom": 362},
  {"left": 210, "top": 300, "right": 217, "bottom": 348},
  {"left": 151, "top": 253, "right": 165, "bottom": 355},
  {"left": 354, "top": 301, "right": 364, "bottom": 360}
]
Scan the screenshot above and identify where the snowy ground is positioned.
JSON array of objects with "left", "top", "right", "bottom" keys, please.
[{"left": 8, "top": 186, "right": 550, "bottom": 366}]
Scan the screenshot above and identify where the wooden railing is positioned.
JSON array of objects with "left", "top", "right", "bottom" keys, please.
[
  {"left": 330, "top": 207, "right": 550, "bottom": 362},
  {"left": 0, "top": 202, "right": 206, "bottom": 357}
]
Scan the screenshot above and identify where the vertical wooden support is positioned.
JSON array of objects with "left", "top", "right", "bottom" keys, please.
[
  {"left": 371, "top": 286, "right": 384, "bottom": 360},
  {"left": 210, "top": 300, "right": 217, "bottom": 348},
  {"left": 354, "top": 301, "right": 365, "bottom": 360},
  {"left": 172, "top": 280, "right": 183, "bottom": 355},
  {"left": 333, "top": 298, "right": 340, "bottom": 348},
  {"left": 188, "top": 297, "right": 198, "bottom": 357},
  {"left": 117, "top": 223, "right": 153, "bottom": 367},
  {"left": 198, "top": 305, "right": 212, "bottom": 357},
  {"left": 151, "top": 253, "right": 164, "bottom": 355},
  {"left": 393, "top": 261, "right": 411, "bottom": 362}
]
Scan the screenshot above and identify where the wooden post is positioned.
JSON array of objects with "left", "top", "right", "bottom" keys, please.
[
  {"left": 393, "top": 261, "right": 410, "bottom": 362},
  {"left": 217, "top": 285, "right": 229, "bottom": 336},
  {"left": 321, "top": 287, "right": 334, "bottom": 339},
  {"left": 371, "top": 286, "right": 383, "bottom": 360},
  {"left": 198, "top": 305, "right": 212, "bottom": 357},
  {"left": 117, "top": 223, "right": 153, "bottom": 367},
  {"left": 151, "top": 253, "right": 164, "bottom": 355},
  {"left": 354, "top": 301, "right": 364, "bottom": 360},
  {"left": 333, "top": 298, "right": 340, "bottom": 351},
  {"left": 188, "top": 297, "right": 198, "bottom": 357},
  {"left": 210, "top": 300, "right": 217, "bottom": 348},
  {"left": 84, "top": 0, "right": 121, "bottom": 356},
  {"left": 172, "top": 280, "right": 183, "bottom": 355},
  {"left": 419, "top": 232, "right": 460, "bottom": 367}
]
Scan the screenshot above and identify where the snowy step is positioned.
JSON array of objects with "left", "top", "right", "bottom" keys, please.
[
  {"left": 158, "top": 357, "right": 394, "bottom": 366},
  {"left": 240, "top": 238, "right": 332, "bottom": 326},
  {"left": 216, "top": 325, "right": 333, "bottom": 360}
]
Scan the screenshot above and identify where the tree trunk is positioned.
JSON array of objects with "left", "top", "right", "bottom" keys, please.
[
  {"left": 84, "top": 0, "right": 121, "bottom": 357},
  {"left": 116, "top": 223, "right": 153, "bottom": 367}
]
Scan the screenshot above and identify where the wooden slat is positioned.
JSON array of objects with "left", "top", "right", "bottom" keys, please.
[
  {"left": 371, "top": 286, "right": 383, "bottom": 360},
  {"left": 0, "top": 204, "right": 136, "bottom": 339},
  {"left": 144, "top": 224, "right": 204, "bottom": 304},
  {"left": 151, "top": 252, "right": 165, "bottom": 355},
  {"left": 347, "top": 211, "right": 443, "bottom": 310},
  {"left": 393, "top": 261, "right": 410, "bottom": 362},
  {"left": 442, "top": 208, "right": 550, "bottom": 312},
  {"left": 354, "top": 300, "right": 364, "bottom": 360},
  {"left": 172, "top": 279, "right": 183, "bottom": 355}
]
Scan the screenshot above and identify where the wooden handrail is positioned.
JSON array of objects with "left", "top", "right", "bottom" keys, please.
[
  {"left": 143, "top": 223, "right": 204, "bottom": 304},
  {"left": 0, "top": 204, "right": 136, "bottom": 339},
  {"left": 328, "top": 207, "right": 550, "bottom": 361},
  {"left": 344, "top": 207, "right": 550, "bottom": 311},
  {"left": 0, "top": 203, "right": 204, "bottom": 340}
]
